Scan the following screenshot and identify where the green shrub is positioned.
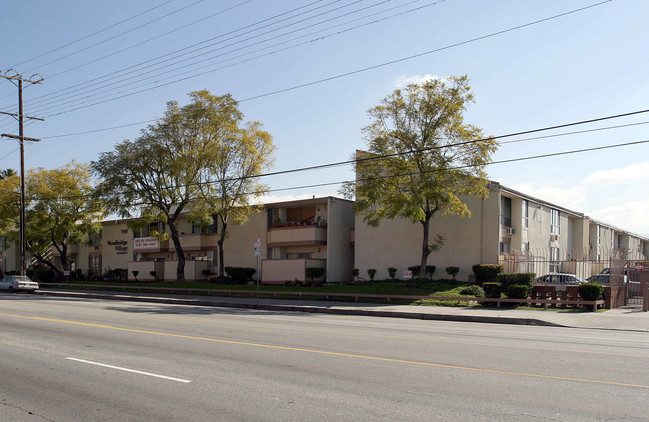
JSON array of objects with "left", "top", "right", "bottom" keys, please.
[
  {"left": 460, "top": 285, "right": 485, "bottom": 297},
  {"left": 472, "top": 264, "right": 503, "bottom": 284},
  {"left": 284, "top": 280, "right": 303, "bottom": 287},
  {"left": 387, "top": 267, "right": 397, "bottom": 279},
  {"left": 482, "top": 282, "right": 503, "bottom": 298},
  {"left": 445, "top": 266, "right": 460, "bottom": 280},
  {"left": 305, "top": 267, "right": 325, "bottom": 281},
  {"left": 351, "top": 268, "right": 360, "bottom": 280},
  {"left": 507, "top": 284, "right": 530, "bottom": 299},
  {"left": 367, "top": 269, "right": 377, "bottom": 281},
  {"left": 579, "top": 282, "right": 605, "bottom": 301},
  {"left": 224, "top": 267, "right": 256, "bottom": 282},
  {"left": 408, "top": 265, "right": 436, "bottom": 279},
  {"left": 497, "top": 272, "right": 536, "bottom": 290}
]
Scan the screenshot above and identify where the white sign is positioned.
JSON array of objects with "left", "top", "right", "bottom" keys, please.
[
  {"left": 134, "top": 237, "right": 160, "bottom": 250},
  {"left": 254, "top": 238, "right": 261, "bottom": 256},
  {"left": 402, "top": 270, "right": 413, "bottom": 279}
]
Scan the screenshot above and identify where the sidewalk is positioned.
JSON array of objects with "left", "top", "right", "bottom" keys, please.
[{"left": 38, "top": 289, "right": 649, "bottom": 332}]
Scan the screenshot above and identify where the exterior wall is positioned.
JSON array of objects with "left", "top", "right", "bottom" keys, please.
[
  {"left": 101, "top": 221, "right": 133, "bottom": 272},
  {"left": 354, "top": 190, "right": 500, "bottom": 282},
  {"left": 0, "top": 238, "right": 19, "bottom": 274},
  {"left": 220, "top": 211, "right": 267, "bottom": 279},
  {"left": 325, "top": 197, "right": 354, "bottom": 283}
]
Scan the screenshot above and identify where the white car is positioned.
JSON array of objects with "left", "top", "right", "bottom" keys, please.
[
  {"left": 535, "top": 273, "right": 586, "bottom": 286},
  {"left": 0, "top": 275, "right": 39, "bottom": 293}
]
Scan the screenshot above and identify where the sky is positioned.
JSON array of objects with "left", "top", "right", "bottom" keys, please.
[{"left": 1, "top": 0, "right": 648, "bottom": 235}]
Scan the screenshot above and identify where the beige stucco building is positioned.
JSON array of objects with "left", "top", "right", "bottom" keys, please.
[
  {"left": 2, "top": 186, "right": 647, "bottom": 284},
  {"left": 7, "top": 197, "right": 355, "bottom": 283},
  {"left": 352, "top": 182, "right": 649, "bottom": 282}
]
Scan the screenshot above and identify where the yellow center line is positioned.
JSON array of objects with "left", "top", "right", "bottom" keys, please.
[
  {"left": 3, "top": 312, "right": 648, "bottom": 389},
  {"left": 130, "top": 313, "right": 649, "bottom": 359}
]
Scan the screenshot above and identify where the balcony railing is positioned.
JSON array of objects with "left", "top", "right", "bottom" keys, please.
[
  {"left": 179, "top": 233, "right": 219, "bottom": 250},
  {"left": 267, "top": 226, "right": 327, "bottom": 247}
]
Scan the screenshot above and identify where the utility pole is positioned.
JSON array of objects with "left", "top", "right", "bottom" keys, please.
[{"left": 0, "top": 70, "right": 44, "bottom": 276}]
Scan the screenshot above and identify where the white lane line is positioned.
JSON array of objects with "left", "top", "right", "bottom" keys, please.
[{"left": 66, "top": 357, "right": 191, "bottom": 383}]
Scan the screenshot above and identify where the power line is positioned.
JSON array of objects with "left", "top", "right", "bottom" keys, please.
[
  {"left": 12, "top": 0, "right": 337, "bottom": 108},
  {"left": 7, "top": 137, "right": 649, "bottom": 206},
  {"left": 21, "top": 0, "right": 206, "bottom": 75},
  {"left": 7, "top": 108, "right": 648, "bottom": 203},
  {"left": 24, "top": 0, "right": 386, "bottom": 114},
  {"left": 30, "top": 0, "right": 612, "bottom": 119},
  {"left": 8, "top": 0, "right": 175, "bottom": 70}
]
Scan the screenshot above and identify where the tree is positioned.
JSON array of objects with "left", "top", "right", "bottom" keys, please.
[
  {"left": 0, "top": 162, "right": 104, "bottom": 278},
  {"left": 0, "top": 169, "right": 16, "bottom": 180},
  {"left": 187, "top": 91, "right": 275, "bottom": 278},
  {"left": 92, "top": 96, "right": 209, "bottom": 282},
  {"left": 92, "top": 90, "right": 273, "bottom": 281},
  {"left": 341, "top": 76, "right": 497, "bottom": 277}
]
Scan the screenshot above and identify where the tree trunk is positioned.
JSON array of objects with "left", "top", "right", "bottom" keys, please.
[
  {"left": 217, "top": 217, "right": 228, "bottom": 278},
  {"left": 31, "top": 253, "right": 63, "bottom": 278},
  {"left": 419, "top": 211, "right": 435, "bottom": 278},
  {"left": 167, "top": 219, "right": 185, "bottom": 282},
  {"left": 420, "top": 218, "right": 430, "bottom": 278}
]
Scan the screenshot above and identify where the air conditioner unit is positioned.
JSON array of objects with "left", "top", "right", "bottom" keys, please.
[
  {"left": 550, "top": 234, "right": 559, "bottom": 242},
  {"left": 506, "top": 227, "right": 515, "bottom": 235}
]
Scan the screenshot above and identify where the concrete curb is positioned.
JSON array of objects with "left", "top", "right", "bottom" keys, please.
[{"left": 38, "top": 290, "right": 566, "bottom": 328}]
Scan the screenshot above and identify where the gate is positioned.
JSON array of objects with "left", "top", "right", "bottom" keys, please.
[{"left": 626, "top": 260, "right": 649, "bottom": 308}]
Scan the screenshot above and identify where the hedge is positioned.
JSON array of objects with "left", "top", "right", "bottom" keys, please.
[
  {"left": 579, "top": 282, "right": 605, "bottom": 301},
  {"left": 472, "top": 264, "right": 503, "bottom": 284},
  {"left": 224, "top": 267, "right": 256, "bottom": 282},
  {"left": 497, "top": 273, "right": 536, "bottom": 290}
]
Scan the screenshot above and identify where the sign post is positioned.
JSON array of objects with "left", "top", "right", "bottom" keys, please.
[{"left": 254, "top": 238, "right": 261, "bottom": 302}]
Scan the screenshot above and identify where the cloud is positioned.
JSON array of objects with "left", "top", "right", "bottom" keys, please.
[
  {"left": 584, "top": 161, "right": 649, "bottom": 185},
  {"left": 589, "top": 199, "right": 649, "bottom": 235},
  {"left": 509, "top": 183, "right": 589, "bottom": 212},
  {"left": 393, "top": 74, "right": 447, "bottom": 88}
]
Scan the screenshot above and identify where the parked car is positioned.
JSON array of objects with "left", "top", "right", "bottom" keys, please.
[
  {"left": 0, "top": 275, "right": 39, "bottom": 293},
  {"left": 535, "top": 273, "right": 586, "bottom": 286},
  {"left": 587, "top": 274, "right": 610, "bottom": 284}
]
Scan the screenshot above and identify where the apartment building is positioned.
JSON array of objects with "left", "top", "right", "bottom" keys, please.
[
  {"left": 4, "top": 185, "right": 647, "bottom": 284},
  {"left": 353, "top": 182, "right": 649, "bottom": 282},
  {"left": 17, "top": 197, "right": 355, "bottom": 284}
]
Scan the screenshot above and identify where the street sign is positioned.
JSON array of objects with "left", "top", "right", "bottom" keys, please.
[{"left": 254, "top": 238, "right": 261, "bottom": 257}]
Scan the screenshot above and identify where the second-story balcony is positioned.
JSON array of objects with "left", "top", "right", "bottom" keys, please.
[
  {"left": 179, "top": 233, "right": 219, "bottom": 251},
  {"left": 267, "top": 226, "right": 327, "bottom": 247}
]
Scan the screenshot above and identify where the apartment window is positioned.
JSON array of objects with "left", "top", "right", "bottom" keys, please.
[
  {"left": 499, "top": 242, "right": 510, "bottom": 254},
  {"left": 500, "top": 197, "right": 512, "bottom": 227},
  {"left": 550, "top": 209, "right": 560, "bottom": 235},
  {"left": 522, "top": 200, "right": 529, "bottom": 228},
  {"left": 88, "top": 254, "right": 102, "bottom": 276},
  {"left": 88, "top": 230, "right": 102, "bottom": 246},
  {"left": 550, "top": 247, "right": 560, "bottom": 272},
  {"left": 521, "top": 241, "right": 529, "bottom": 254}
]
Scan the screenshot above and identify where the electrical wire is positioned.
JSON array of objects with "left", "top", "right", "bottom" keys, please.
[
  {"left": 7, "top": 0, "right": 176, "bottom": 70},
  {"left": 31, "top": 0, "right": 612, "bottom": 119},
  {"left": 4, "top": 109, "right": 647, "bottom": 203},
  {"left": 20, "top": 0, "right": 206, "bottom": 75},
  {"left": 23, "top": 0, "right": 384, "bottom": 113}
]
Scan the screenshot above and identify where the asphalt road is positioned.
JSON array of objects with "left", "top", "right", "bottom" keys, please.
[{"left": 1, "top": 294, "right": 648, "bottom": 421}]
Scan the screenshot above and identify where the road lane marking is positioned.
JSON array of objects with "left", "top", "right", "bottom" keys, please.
[
  {"left": 66, "top": 357, "right": 191, "bottom": 383},
  {"left": 3, "top": 312, "right": 649, "bottom": 390}
]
